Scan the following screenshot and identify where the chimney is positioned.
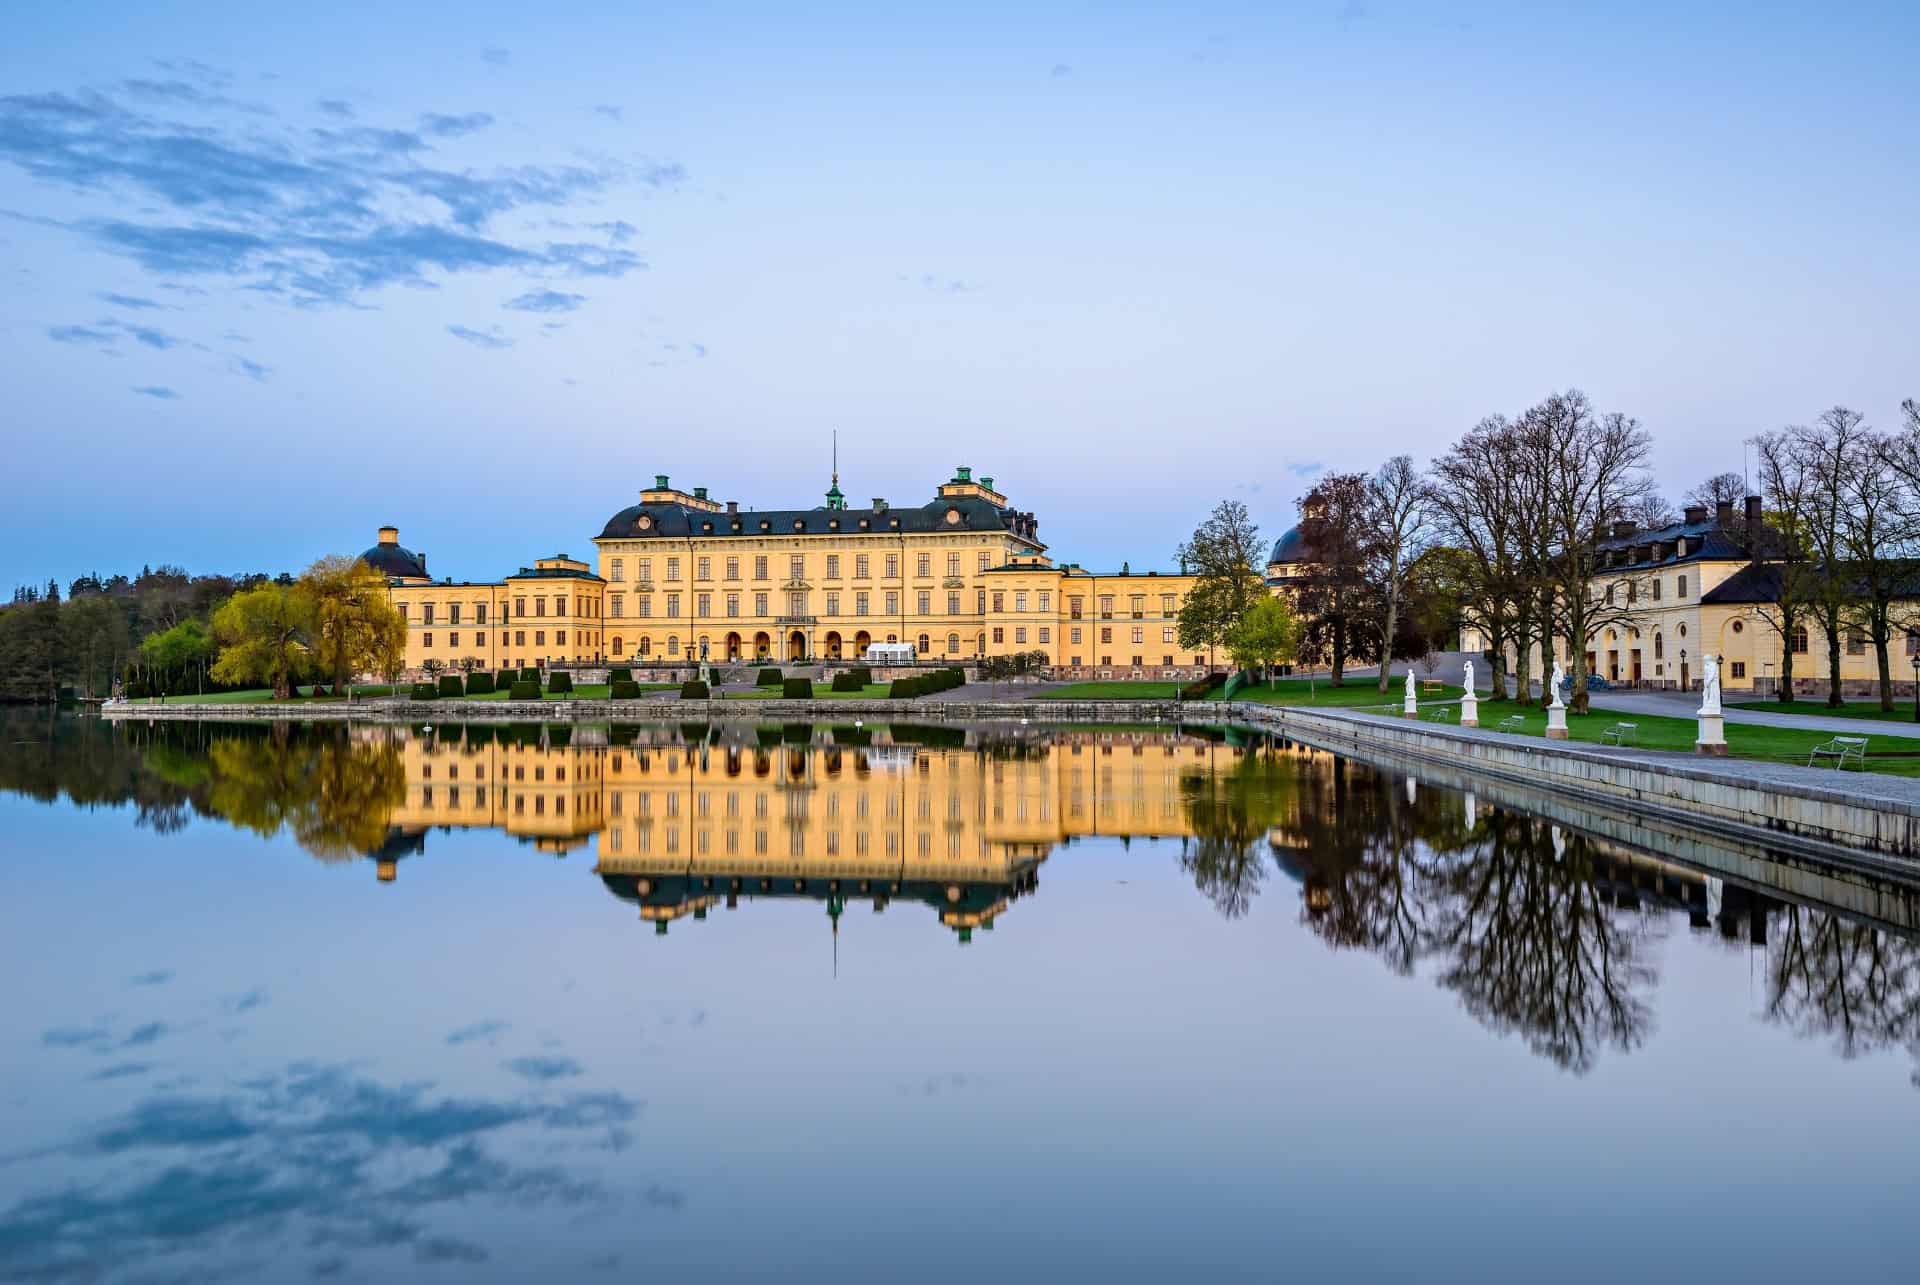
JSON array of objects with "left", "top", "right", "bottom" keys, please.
[
  {"left": 1715, "top": 499, "right": 1734, "bottom": 525},
  {"left": 1744, "top": 494, "right": 1762, "bottom": 527},
  {"left": 1611, "top": 520, "right": 1636, "bottom": 539},
  {"left": 1683, "top": 504, "right": 1707, "bottom": 525},
  {"left": 726, "top": 500, "right": 739, "bottom": 514},
  {"left": 956, "top": 465, "right": 972, "bottom": 482},
  {"left": 377, "top": 525, "right": 399, "bottom": 545},
  {"left": 981, "top": 476, "right": 995, "bottom": 491},
  {"left": 872, "top": 498, "right": 887, "bottom": 513},
  {"left": 693, "top": 486, "right": 708, "bottom": 501},
  {"left": 654, "top": 474, "right": 670, "bottom": 490}
]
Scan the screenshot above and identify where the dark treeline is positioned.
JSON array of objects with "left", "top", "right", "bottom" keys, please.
[{"left": 0, "top": 565, "right": 290, "bottom": 703}]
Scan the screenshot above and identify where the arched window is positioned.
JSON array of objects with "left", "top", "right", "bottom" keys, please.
[
  {"left": 917, "top": 634, "right": 930, "bottom": 654},
  {"left": 947, "top": 633, "right": 960, "bottom": 653},
  {"left": 1654, "top": 634, "right": 1664, "bottom": 659},
  {"left": 638, "top": 636, "right": 651, "bottom": 656},
  {"left": 612, "top": 637, "right": 624, "bottom": 655},
  {"left": 667, "top": 636, "right": 679, "bottom": 656}
]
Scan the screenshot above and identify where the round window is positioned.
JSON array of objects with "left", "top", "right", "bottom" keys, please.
[
  {"left": 1678, "top": 624, "right": 1687, "bottom": 638},
  {"left": 636, "top": 514, "right": 653, "bottom": 530},
  {"left": 946, "top": 508, "right": 962, "bottom": 525},
  {"left": 1732, "top": 620, "right": 1744, "bottom": 634}
]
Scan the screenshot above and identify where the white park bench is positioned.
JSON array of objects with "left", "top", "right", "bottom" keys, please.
[
  {"left": 1808, "top": 735, "right": 1868, "bottom": 770},
  {"left": 1423, "top": 706, "right": 1454, "bottom": 723},
  {"left": 1496, "top": 714, "right": 1527, "bottom": 734},
  {"left": 1600, "top": 722, "right": 1637, "bottom": 746}
]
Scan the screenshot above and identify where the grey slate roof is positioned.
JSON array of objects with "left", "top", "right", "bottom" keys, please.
[{"left": 597, "top": 494, "right": 1027, "bottom": 542}]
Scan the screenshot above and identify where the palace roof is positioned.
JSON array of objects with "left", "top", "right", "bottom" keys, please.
[{"left": 597, "top": 494, "right": 1036, "bottom": 544}]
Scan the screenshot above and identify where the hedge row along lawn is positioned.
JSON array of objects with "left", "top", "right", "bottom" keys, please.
[
  {"left": 723, "top": 683, "right": 893, "bottom": 700},
  {"left": 157, "top": 683, "right": 674, "bottom": 704}
]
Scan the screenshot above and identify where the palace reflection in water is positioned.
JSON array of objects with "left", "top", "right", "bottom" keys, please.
[{"left": 7, "top": 714, "right": 1920, "bottom": 1081}]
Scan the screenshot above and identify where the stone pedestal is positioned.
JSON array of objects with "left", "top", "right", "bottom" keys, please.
[
  {"left": 1695, "top": 712, "right": 1728, "bottom": 756},
  {"left": 1460, "top": 693, "right": 1478, "bottom": 728},
  {"left": 1403, "top": 692, "right": 1417, "bottom": 718},
  {"left": 1546, "top": 704, "right": 1569, "bottom": 740}
]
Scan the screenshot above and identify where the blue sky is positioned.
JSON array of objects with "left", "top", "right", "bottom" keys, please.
[{"left": 4, "top": 1, "right": 1917, "bottom": 591}]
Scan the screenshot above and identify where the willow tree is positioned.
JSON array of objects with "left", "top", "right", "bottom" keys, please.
[
  {"left": 210, "top": 581, "right": 313, "bottom": 700},
  {"left": 302, "top": 555, "right": 406, "bottom": 698}
]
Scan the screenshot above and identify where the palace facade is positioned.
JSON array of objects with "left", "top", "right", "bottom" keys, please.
[{"left": 365, "top": 466, "right": 1303, "bottom": 679}]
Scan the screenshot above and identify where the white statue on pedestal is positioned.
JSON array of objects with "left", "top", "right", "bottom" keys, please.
[
  {"left": 1548, "top": 659, "right": 1566, "bottom": 709},
  {"left": 1463, "top": 658, "right": 1474, "bottom": 692},
  {"left": 1700, "top": 653, "right": 1722, "bottom": 716},
  {"left": 1405, "top": 669, "right": 1416, "bottom": 702}
]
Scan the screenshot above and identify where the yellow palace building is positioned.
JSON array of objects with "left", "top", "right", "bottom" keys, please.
[{"left": 365, "top": 465, "right": 1250, "bottom": 680}]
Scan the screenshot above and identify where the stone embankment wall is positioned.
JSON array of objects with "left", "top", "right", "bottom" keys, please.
[{"left": 106, "top": 696, "right": 1920, "bottom": 862}]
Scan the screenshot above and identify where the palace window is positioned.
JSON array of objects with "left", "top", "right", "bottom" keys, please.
[
  {"left": 826, "top": 592, "right": 840, "bottom": 616},
  {"left": 855, "top": 554, "right": 870, "bottom": 579},
  {"left": 1099, "top": 596, "right": 1114, "bottom": 619},
  {"left": 856, "top": 592, "right": 870, "bottom": 616},
  {"left": 611, "top": 594, "right": 623, "bottom": 618},
  {"left": 1039, "top": 591, "right": 1051, "bottom": 612},
  {"left": 1039, "top": 627, "right": 1050, "bottom": 644},
  {"left": 885, "top": 554, "right": 899, "bottom": 579},
  {"left": 1652, "top": 578, "right": 1662, "bottom": 601},
  {"left": 1791, "top": 626, "right": 1808, "bottom": 653},
  {"left": 1847, "top": 630, "right": 1867, "bottom": 655},
  {"left": 555, "top": 630, "right": 565, "bottom": 645},
  {"left": 754, "top": 592, "right": 769, "bottom": 615},
  {"left": 637, "top": 558, "right": 652, "bottom": 582},
  {"left": 1131, "top": 627, "right": 1143, "bottom": 644},
  {"left": 667, "top": 637, "right": 679, "bottom": 655},
  {"left": 476, "top": 631, "right": 486, "bottom": 647},
  {"left": 697, "top": 593, "right": 711, "bottom": 618},
  {"left": 554, "top": 595, "right": 565, "bottom": 616},
  {"left": 1654, "top": 634, "right": 1664, "bottom": 659},
  {"left": 423, "top": 632, "right": 432, "bottom": 648},
  {"left": 917, "top": 592, "right": 930, "bottom": 614},
  {"left": 613, "top": 638, "right": 623, "bottom": 655},
  {"left": 884, "top": 591, "right": 899, "bottom": 615},
  {"left": 637, "top": 596, "right": 651, "bottom": 618},
  {"left": 697, "top": 557, "right": 711, "bottom": 581},
  {"left": 723, "top": 557, "right": 738, "bottom": 581},
  {"left": 515, "top": 631, "right": 525, "bottom": 646},
  {"left": 398, "top": 602, "right": 408, "bottom": 621},
  {"left": 534, "top": 598, "right": 546, "bottom": 618},
  {"left": 826, "top": 555, "right": 840, "bottom": 579},
  {"left": 424, "top": 603, "right": 435, "bottom": 625},
  {"left": 611, "top": 558, "right": 624, "bottom": 582},
  {"left": 753, "top": 556, "right": 767, "bottom": 580},
  {"left": 947, "top": 593, "right": 961, "bottom": 615},
  {"left": 726, "top": 593, "right": 740, "bottom": 618},
  {"left": 475, "top": 603, "right": 487, "bottom": 624},
  {"left": 1161, "top": 594, "right": 1175, "bottom": 615},
  {"left": 449, "top": 603, "right": 461, "bottom": 625},
  {"left": 1163, "top": 627, "right": 1176, "bottom": 643},
  {"left": 992, "top": 592, "right": 1005, "bottom": 612},
  {"left": 978, "top": 552, "right": 991, "bottom": 574},
  {"left": 1015, "top": 591, "right": 1027, "bottom": 612},
  {"left": 1071, "top": 627, "right": 1082, "bottom": 644},
  {"left": 1015, "top": 627, "right": 1027, "bottom": 644},
  {"left": 918, "top": 633, "right": 930, "bottom": 654},
  {"left": 791, "top": 555, "right": 805, "bottom": 580},
  {"left": 449, "top": 631, "right": 460, "bottom": 648},
  {"left": 1732, "top": 661, "right": 1746, "bottom": 678},
  {"left": 667, "top": 557, "right": 681, "bottom": 582},
  {"left": 1101, "top": 627, "right": 1113, "bottom": 643},
  {"left": 993, "top": 627, "right": 1004, "bottom": 643},
  {"left": 976, "top": 590, "right": 986, "bottom": 615},
  {"left": 666, "top": 594, "right": 680, "bottom": 618},
  {"left": 535, "top": 631, "right": 545, "bottom": 645},
  {"left": 947, "top": 553, "right": 961, "bottom": 576},
  {"left": 1069, "top": 597, "right": 1083, "bottom": 620},
  {"left": 917, "top": 554, "right": 931, "bottom": 577},
  {"left": 1130, "top": 595, "right": 1144, "bottom": 618},
  {"left": 639, "top": 637, "right": 651, "bottom": 655},
  {"left": 947, "top": 633, "right": 960, "bottom": 652}
]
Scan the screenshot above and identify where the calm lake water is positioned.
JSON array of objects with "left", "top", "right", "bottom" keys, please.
[{"left": 2, "top": 713, "right": 1917, "bottom": 1283}]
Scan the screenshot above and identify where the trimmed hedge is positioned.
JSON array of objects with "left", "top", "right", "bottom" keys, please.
[
  {"left": 782, "top": 677, "right": 812, "bottom": 699},
  {"left": 519, "top": 668, "right": 541, "bottom": 683},
  {"left": 409, "top": 683, "right": 439, "bottom": 700},
  {"left": 465, "top": 672, "right": 495, "bottom": 695},
  {"left": 679, "top": 680, "right": 710, "bottom": 699},
  {"left": 830, "top": 671, "right": 863, "bottom": 692},
  {"left": 850, "top": 665, "right": 873, "bottom": 687},
  {"left": 609, "top": 667, "right": 632, "bottom": 683},
  {"left": 494, "top": 669, "right": 515, "bottom": 691},
  {"left": 547, "top": 671, "right": 574, "bottom": 694},
  {"left": 508, "top": 680, "right": 541, "bottom": 700},
  {"left": 610, "top": 680, "right": 642, "bottom": 699},
  {"left": 756, "top": 667, "right": 784, "bottom": 687},
  {"left": 1179, "top": 673, "right": 1227, "bottom": 700},
  {"left": 437, "top": 675, "right": 464, "bottom": 698},
  {"left": 889, "top": 676, "right": 926, "bottom": 699}
]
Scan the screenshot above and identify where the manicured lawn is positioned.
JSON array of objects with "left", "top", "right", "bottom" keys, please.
[
  {"left": 158, "top": 685, "right": 398, "bottom": 704},
  {"left": 453, "top": 683, "right": 672, "bottom": 701},
  {"left": 1461, "top": 705, "right": 1920, "bottom": 776},
  {"left": 1730, "top": 699, "right": 1920, "bottom": 724},
  {"left": 1035, "top": 682, "right": 1187, "bottom": 700},
  {"left": 723, "top": 683, "right": 893, "bottom": 700},
  {"left": 1216, "top": 678, "right": 1459, "bottom": 711}
]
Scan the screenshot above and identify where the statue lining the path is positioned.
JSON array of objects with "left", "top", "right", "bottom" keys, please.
[
  {"left": 1463, "top": 658, "right": 1475, "bottom": 693},
  {"left": 1548, "top": 659, "right": 1566, "bottom": 708},
  {"left": 1700, "top": 653, "right": 1721, "bottom": 715},
  {"left": 1405, "top": 669, "right": 1416, "bottom": 702}
]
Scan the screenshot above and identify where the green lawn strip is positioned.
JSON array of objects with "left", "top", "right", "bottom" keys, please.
[
  {"left": 1730, "top": 699, "right": 1920, "bottom": 724},
  {"left": 722, "top": 684, "right": 893, "bottom": 700},
  {"left": 1211, "top": 678, "right": 1459, "bottom": 711},
  {"left": 1468, "top": 705, "right": 1920, "bottom": 775},
  {"left": 158, "top": 684, "right": 400, "bottom": 704}
]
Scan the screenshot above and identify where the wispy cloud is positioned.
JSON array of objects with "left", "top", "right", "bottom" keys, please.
[
  {"left": 47, "top": 317, "right": 186, "bottom": 351},
  {"left": 503, "top": 288, "right": 585, "bottom": 313},
  {"left": 0, "top": 86, "right": 667, "bottom": 305},
  {"left": 96, "top": 291, "right": 164, "bottom": 309},
  {"left": 446, "top": 1020, "right": 509, "bottom": 1046},
  {"left": 221, "top": 988, "right": 269, "bottom": 1013},
  {"left": 592, "top": 104, "right": 624, "bottom": 122},
  {"left": 228, "top": 355, "right": 271, "bottom": 381},
  {"left": 904, "top": 272, "right": 973, "bottom": 294},
  {"left": 420, "top": 111, "right": 494, "bottom": 138},
  {"left": 447, "top": 323, "right": 512, "bottom": 349},
  {"left": 132, "top": 385, "right": 179, "bottom": 399},
  {"left": 1050, "top": 63, "right": 1073, "bottom": 78},
  {"left": 480, "top": 47, "right": 511, "bottom": 66},
  {"left": 315, "top": 98, "right": 354, "bottom": 118},
  {"left": 502, "top": 1055, "right": 583, "bottom": 1082},
  {"left": 128, "top": 970, "right": 174, "bottom": 987}
]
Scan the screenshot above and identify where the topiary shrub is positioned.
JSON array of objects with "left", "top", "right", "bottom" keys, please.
[
  {"left": 520, "top": 668, "right": 541, "bottom": 683},
  {"left": 494, "top": 670, "right": 516, "bottom": 692},
  {"left": 410, "top": 682, "right": 439, "bottom": 701},
  {"left": 547, "top": 672, "right": 574, "bottom": 695},
  {"left": 850, "top": 666, "right": 873, "bottom": 687},
  {"left": 438, "top": 675, "right": 464, "bottom": 698},
  {"left": 782, "top": 677, "right": 811, "bottom": 699},
  {"left": 611, "top": 679, "right": 641, "bottom": 699},
  {"left": 680, "top": 680, "right": 710, "bottom": 699},
  {"left": 889, "top": 676, "right": 924, "bottom": 699},
  {"left": 830, "top": 671, "right": 862, "bottom": 692},
  {"left": 609, "top": 667, "right": 632, "bottom": 684},
  {"left": 465, "top": 672, "right": 495, "bottom": 696},
  {"left": 757, "top": 667, "right": 784, "bottom": 687},
  {"left": 509, "top": 680, "right": 541, "bottom": 700}
]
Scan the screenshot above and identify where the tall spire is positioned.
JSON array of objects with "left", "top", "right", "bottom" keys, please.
[{"left": 825, "top": 429, "right": 846, "bottom": 510}]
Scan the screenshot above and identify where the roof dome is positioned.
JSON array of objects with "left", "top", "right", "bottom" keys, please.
[
  {"left": 359, "top": 527, "right": 427, "bottom": 580},
  {"left": 1268, "top": 525, "right": 1313, "bottom": 567}
]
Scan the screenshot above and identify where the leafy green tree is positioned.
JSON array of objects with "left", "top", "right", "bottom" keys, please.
[
  {"left": 1227, "top": 595, "right": 1300, "bottom": 685},
  {"left": 210, "top": 582, "right": 314, "bottom": 700},
  {"left": 1175, "top": 500, "right": 1267, "bottom": 664},
  {"left": 301, "top": 555, "right": 406, "bottom": 699},
  {"left": 139, "top": 618, "right": 214, "bottom": 699}
]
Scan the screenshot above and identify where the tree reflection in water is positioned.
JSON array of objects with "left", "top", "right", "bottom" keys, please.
[{"left": 1767, "top": 905, "right": 1920, "bottom": 1085}]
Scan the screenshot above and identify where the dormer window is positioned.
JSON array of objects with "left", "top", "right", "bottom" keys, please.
[
  {"left": 859, "top": 519, "right": 870, "bottom": 529},
  {"left": 829, "top": 519, "right": 839, "bottom": 530},
  {"left": 793, "top": 519, "right": 804, "bottom": 531},
  {"left": 889, "top": 518, "right": 900, "bottom": 529},
  {"left": 760, "top": 520, "right": 770, "bottom": 531},
  {"left": 702, "top": 522, "right": 712, "bottom": 533}
]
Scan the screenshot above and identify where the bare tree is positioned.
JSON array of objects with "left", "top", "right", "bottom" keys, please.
[
  {"left": 1515, "top": 390, "right": 1656, "bottom": 714},
  {"left": 1429, "top": 418, "right": 1528, "bottom": 703},
  {"left": 1683, "top": 472, "right": 1749, "bottom": 510},
  {"left": 1627, "top": 494, "right": 1678, "bottom": 530},
  {"left": 1295, "top": 473, "right": 1379, "bottom": 686},
  {"left": 1368, "top": 455, "right": 1431, "bottom": 693},
  {"left": 1751, "top": 429, "right": 1822, "bottom": 705},
  {"left": 1796, "top": 408, "right": 1873, "bottom": 707}
]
